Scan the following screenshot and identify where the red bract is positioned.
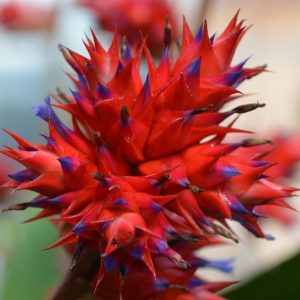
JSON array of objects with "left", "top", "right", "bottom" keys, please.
[
  {"left": 77, "top": 0, "right": 177, "bottom": 51},
  {"left": 1, "top": 13, "right": 297, "bottom": 299},
  {"left": 0, "top": 1, "right": 56, "bottom": 31}
]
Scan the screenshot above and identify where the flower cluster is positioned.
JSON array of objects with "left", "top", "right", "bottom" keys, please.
[
  {"left": 77, "top": 0, "right": 176, "bottom": 51},
  {"left": 1, "top": 13, "right": 297, "bottom": 299}
]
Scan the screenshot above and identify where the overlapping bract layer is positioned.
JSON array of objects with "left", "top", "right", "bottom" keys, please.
[
  {"left": 1, "top": 13, "right": 297, "bottom": 299},
  {"left": 77, "top": 0, "right": 176, "bottom": 51}
]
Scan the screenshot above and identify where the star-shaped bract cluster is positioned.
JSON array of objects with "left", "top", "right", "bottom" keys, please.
[{"left": 1, "top": 13, "right": 296, "bottom": 299}]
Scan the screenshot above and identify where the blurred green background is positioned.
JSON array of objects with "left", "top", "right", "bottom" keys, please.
[{"left": 0, "top": 209, "right": 64, "bottom": 300}]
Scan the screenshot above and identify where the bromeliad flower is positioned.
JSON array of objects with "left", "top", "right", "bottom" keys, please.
[
  {"left": 1, "top": 12, "right": 297, "bottom": 299},
  {"left": 77, "top": 0, "right": 177, "bottom": 51}
]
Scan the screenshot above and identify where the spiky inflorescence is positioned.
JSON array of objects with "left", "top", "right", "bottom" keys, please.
[
  {"left": 77, "top": 0, "right": 176, "bottom": 51},
  {"left": 1, "top": 13, "right": 297, "bottom": 299}
]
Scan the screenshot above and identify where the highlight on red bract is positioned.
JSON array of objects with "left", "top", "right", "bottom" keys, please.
[{"left": 1, "top": 11, "right": 298, "bottom": 299}]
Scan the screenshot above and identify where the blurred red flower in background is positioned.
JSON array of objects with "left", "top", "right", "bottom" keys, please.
[
  {"left": 262, "top": 134, "right": 300, "bottom": 179},
  {"left": 78, "top": 0, "right": 177, "bottom": 51},
  {"left": 1, "top": 12, "right": 298, "bottom": 299},
  {"left": 0, "top": 1, "right": 56, "bottom": 31},
  {"left": 232, "top": 133, "right": 300, "bottom": 226}
]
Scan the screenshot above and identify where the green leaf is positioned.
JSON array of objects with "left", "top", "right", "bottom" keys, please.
[{"left": 224, "top": 252, "right": 300, "bottom": 300}]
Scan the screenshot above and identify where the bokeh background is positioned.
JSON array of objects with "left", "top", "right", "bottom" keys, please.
[{"left": 1, "top": 0, "right": 300, "bottom": 299}]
